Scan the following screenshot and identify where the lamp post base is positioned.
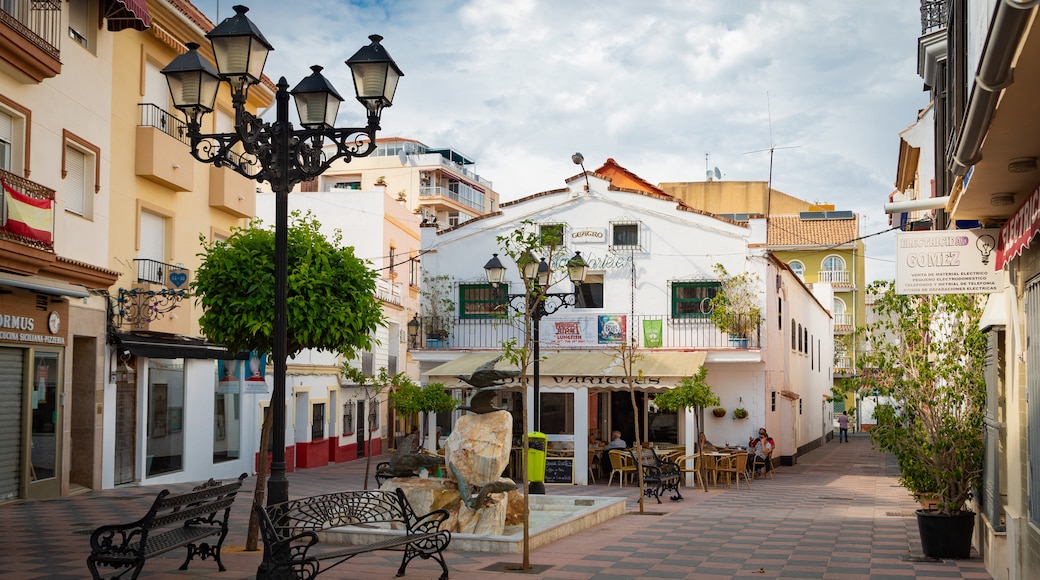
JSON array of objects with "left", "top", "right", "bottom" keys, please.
[{"left": 529, "top": 482, "right": 545, "bottom": 495}]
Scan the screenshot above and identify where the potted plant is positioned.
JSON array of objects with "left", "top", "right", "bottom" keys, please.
[
  {"left": 711, "top": 407, "right": 727, "bottom": 418},
  {"left": 708, "top": 263, "right": 762, "bottom": 347},
  {"left": 419, "top": 271, "right": 455, "bottom": 344},
  {"left": 856, "top": 281, "right": 986, "bottom": 559},
  {"left": 733, "top": 408, "right": 748, "bottom": 419}
]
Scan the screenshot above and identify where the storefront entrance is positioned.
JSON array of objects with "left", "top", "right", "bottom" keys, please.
[{"left": 0, "top": 346, "right": 63, "bottom": 500}]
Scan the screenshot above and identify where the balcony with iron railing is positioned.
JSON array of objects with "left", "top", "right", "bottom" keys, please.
[
  {"left": 0, "top": 0, "right": 61, "bottom": 82},
  {"left": 409, "top": 313, "right": 761, "bottom": 351},
  {"left": 834, "top": 355, "right": 854, "bottom": 375},
  {"left": 419, "top": 184, "right": 486, "bottom": 213},
  {"left": 375, "top": 278, "right": 402, "bottom": 307},
  {"left": 921, "top": 0, "right": 947, "bottom": 35},
  {"left": 0, "top": 167, "right": 55, "bottom": 253},
  {"left": 139, "top": 103, "right": 189, "bottom": 145}
]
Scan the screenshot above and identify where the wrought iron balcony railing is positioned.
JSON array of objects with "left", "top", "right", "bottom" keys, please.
[
  {"left": 921, "top": 0, "right": 947, "bottom": 35},
  {"left": 410, "top": 313, "right": 761, "bottom": 351},
  {"left": 0, "top": 0, "right": 61, "bottom": 60},
  {"left": 0, "top": 167, "right": 55, "bottom": 251},
  {"left": 139, "top": 103, "right": 189, "bottom": 145}
]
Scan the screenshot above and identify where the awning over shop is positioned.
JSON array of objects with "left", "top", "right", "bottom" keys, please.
[
  {"left": 104, "top": 0, "right": 152, "bottom": 32},
  {"left": 0, "top": 271, "right": 88, "bottom": 298},
  {"left": 112, "top": 331, "right": 247, "bottom": 360},
  {"left": 425, "top": 350, "right": 707, "bottom": 391}
]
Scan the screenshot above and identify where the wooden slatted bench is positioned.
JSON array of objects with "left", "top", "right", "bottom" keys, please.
[
  {"left": 629, "top": 447, "right": 683, "bottom": 503},
  {"left": 87, "top": 473, "right": 247, "bottom": 580},
  {"left": 255, "top": 488, "right": 451, "bottom": 579}
]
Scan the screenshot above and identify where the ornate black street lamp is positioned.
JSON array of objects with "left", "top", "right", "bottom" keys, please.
[
  {"left": 162, "top": 5, "right": 402, "bottom": 508},
  {"left": 482, "top": 251, "right": 588, "bottom": 431}
]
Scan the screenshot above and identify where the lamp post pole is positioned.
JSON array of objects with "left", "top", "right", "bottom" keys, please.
[
  {"left": 161, "top": 5, "right": 402, "bottom": 509},
  {"left": 268, "top": 79, "right": 291, "bottom": 503},
  {"left": 484, "top": 253, "right": 589, "bottom": 433}
]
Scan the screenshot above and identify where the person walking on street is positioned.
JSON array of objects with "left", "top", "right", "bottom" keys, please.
[{"left": 837, "top": 411, "right": 850, "bottom": 443}]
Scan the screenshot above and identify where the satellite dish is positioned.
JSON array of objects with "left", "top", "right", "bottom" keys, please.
[
  {"left": 398, "top": 151, "right": 408, "bottom": 166},
  {"left": 714, "top": 167, "right": 722, "bottom": 180}
]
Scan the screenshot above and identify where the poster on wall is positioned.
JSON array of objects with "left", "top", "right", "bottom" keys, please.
[
  {"left": 894, "top": 229, "right": 1001, "bottom": 295},
  {"left": 598, "top": 315, "right": 627, "bottom": 344},
  {"left": 243, "top": 352, "right": 269, "bottom": 394},
  {"left": 216, "top": 360, "right": 241, "bottom": 394}
]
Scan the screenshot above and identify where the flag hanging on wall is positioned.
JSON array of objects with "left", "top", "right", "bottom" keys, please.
[
  {"left": 2, "top": 180, "right": 53, "bottom": 244},
  {"left": 643, "top": 319, "right": 663, "bottom": 348}
]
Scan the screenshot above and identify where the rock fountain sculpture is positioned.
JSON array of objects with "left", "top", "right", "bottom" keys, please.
[{"left": 380, "top": 356, "right": 522, "bottom": 535}]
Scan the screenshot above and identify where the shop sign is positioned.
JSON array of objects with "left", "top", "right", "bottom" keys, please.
[
  {"left": 0, "top": 310, "right": 65, "bottom": 345},
  {"left": 549, "top": 252, "right": 632, "bottom": 270},
  {"left": 895, "top": 228, "right": 1001, "bottom": 295},
  {"left": 996, "top": 182, "right": 1040, "bottom": 270},
  {"left": 570, "top": 227, "right": 606, "bottom": 243}
]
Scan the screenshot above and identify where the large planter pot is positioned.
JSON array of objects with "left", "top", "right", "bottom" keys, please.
[{"left": 916, "top": 509, "right": 975, "bottom": 559}]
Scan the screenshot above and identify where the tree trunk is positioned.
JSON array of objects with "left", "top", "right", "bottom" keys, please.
[
  {"left": 630, "top": 385, "right": 645, "bottom": 513},
  {"left": 245, "top": 405, "right": 273, "bottom": 551}
]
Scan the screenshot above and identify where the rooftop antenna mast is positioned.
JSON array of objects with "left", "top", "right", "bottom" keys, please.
[{"left": 744, "top": 92, "right": 799, "bottom": 215}]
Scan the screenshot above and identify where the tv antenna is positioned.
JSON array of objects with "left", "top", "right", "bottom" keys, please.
[
  {"left": 743, "top": 92, "right": 800, "bottom": 215},
  {"left": 704, "top": 153, "right": 722, "bottom": 182}
]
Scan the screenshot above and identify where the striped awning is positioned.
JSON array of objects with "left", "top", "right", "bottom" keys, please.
[
  {"left": 425, "top": 350, "right": 707, "bottom": 391},
  {"left": 104, "top": 0, "right": 151, "bottom": 32}
]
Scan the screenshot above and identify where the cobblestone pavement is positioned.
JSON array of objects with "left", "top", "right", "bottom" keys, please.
[{"left": 0, "top": 434, "right": 992, "bottom": 579}]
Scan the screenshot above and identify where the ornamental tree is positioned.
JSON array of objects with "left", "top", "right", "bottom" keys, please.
[
  {"left": 653, "top": 366, "right": 719, "bottom": 492},
  {"left": 192, "top": 210, "right": 384, "bottom": 358}
]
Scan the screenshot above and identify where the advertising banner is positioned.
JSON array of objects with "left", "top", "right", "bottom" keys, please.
[{"left": 996, "top": 182, "right": 1040, "bottom": 270}]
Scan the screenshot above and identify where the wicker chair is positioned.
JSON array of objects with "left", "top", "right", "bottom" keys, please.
[
  {"left": 677, "top": 453, "right": 704, "bottom": 487},
  {"left": 716, "top": 452, "right": 752, "bottom": 490},
  {"left": 607, "top": 449, "right": 636, "bottom": 487}
]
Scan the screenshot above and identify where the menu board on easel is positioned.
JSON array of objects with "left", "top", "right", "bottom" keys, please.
[{"left": 544, "top": 457, "right": 574, "bottom": 484}]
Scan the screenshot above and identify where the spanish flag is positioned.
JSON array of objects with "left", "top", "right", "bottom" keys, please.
[{"left": 3, "top": 180, "right": 53, "bottom": 244}]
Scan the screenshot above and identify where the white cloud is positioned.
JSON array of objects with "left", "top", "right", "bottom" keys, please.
[{"left": 198, "top": 0, "right": 925, "bottom": 282}]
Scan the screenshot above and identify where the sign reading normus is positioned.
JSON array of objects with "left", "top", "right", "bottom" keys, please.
[{"left": 0, "top": 289, "right": 68, "bottom": 345}]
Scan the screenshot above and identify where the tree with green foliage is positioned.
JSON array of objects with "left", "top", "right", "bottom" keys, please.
[
  {"left": 192, "top": 210, "right": 384, "bottom": 550},
  {"left": 388, "top": 381, "right": 458, "bottom": 450},
  {"left": 854, "top": 280, "right": 986, "bottom": 515},
  {"left": 192, "top": 211, "right": 384, "bottom": 357},
  {"left": 653, "top": 366, "right": 719, "bottom": 493}
]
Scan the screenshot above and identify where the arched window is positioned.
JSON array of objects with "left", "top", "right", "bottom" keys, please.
[
  {"left": 788, "top": 260, "right": 805, "bottom": 281},
  {"left": 820, "top": 255, "right": 848, "bottom": 284},
  {"left": 833, "top": 297, "right": 848, "bottom": 327}
]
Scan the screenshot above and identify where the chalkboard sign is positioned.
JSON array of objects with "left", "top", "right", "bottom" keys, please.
[{"left": 544, "top": 458, "right": 574, "bottom": 484}]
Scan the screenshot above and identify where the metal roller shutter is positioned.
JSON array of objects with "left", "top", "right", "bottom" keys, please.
[{"left": 0, "top": 348, "right": 24, "bottom": 500}]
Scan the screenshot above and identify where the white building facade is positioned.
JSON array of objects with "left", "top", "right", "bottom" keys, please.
[{"left": 414, "top": 171, "right": 834, "bottom": 486}]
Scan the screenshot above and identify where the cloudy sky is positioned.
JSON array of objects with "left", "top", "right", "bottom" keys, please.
[{"left": 197, "top": 0, "right": 926, "bottom": 283}]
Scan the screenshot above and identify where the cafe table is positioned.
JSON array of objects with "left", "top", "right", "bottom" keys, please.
[{"left": 702, "top": 450, "right": 732, "bottom": 486}]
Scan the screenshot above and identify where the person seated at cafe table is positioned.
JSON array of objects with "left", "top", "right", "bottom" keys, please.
[
  {"left": 696, "top": 431, "right": 717, "bottom": 453},
  {"left": 598, "top": 430, "right": 627, "bottom": 475},
  {"left": 751, "top": 428, "right": 775, "bottom": 476}
]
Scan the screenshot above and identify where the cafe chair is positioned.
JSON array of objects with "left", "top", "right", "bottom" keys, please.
[
  {"left": 677, "top": 453, "right": 704, "bottom": 488},
  {"left": 717, "top": 452, "right": 752, "bottom": 490},
  {"left": 607, "top": 449, "right": 636, "bottom": 488}
]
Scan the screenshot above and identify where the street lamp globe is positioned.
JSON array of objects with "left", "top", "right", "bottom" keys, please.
[
  {"left": 566, "top": 251, "right": 588, "bottom": 285},
  {"left": 290, "top": 66, "right": 343, "bottom": 129},
  {"left": 161, "top": 43, "right": 220, "bottom": 123},
  {"left": 205, "top": 4, "right": 272, "bottom": 95},
  {"left": 483, "top": 253, "right": 507, "bottom": 286},
  {"left": 346, "top": 34, "right": 403, "bottom": 120}
]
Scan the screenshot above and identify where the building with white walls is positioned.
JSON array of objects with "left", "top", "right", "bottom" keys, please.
[
  {"left": 255, "top": 187, "right": 422, "bottom": 469},
  {"left": 413, "top": 164, "right": 833, "bottom": 486}
]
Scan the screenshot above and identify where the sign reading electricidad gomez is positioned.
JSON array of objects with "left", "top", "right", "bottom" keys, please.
[{"left": 895, "top": 229, "right": 1001, "bottom": 295}]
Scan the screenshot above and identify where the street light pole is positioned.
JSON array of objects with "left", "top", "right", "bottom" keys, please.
[
  {"left": 483, "top": 253, "right": 589, "bottom": 432},
  {"left": 161, "top": 5, "right": 402, "bottom": 508}
]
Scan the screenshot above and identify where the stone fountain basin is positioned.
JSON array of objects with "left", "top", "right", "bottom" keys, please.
[{"left": 318, "top": 494, "right": 625, "bottom": 554}]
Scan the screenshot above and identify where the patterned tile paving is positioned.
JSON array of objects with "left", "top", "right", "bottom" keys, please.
[{"left": 0, "top": 434, "right": 993, "bottom": 579}]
